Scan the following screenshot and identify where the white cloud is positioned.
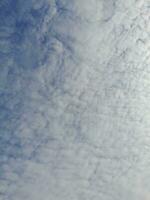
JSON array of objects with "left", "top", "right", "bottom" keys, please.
[{"left": 1, "top": 0, "right": 150, "bottom": 200}]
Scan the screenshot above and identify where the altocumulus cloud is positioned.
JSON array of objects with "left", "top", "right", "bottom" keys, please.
[{"left": 0, "top": 0, "right": 150, "bottom": 200}]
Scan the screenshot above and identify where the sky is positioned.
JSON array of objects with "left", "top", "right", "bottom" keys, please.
[{"left": 0, "top": 0, "right": 150, "bottom": 200}]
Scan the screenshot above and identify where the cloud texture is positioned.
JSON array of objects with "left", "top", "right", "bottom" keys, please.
[{"left": 0, "top": 0, "right": 150, "bottom": 199}]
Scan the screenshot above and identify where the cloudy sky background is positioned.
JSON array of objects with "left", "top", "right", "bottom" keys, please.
[{"left": 0, "top": 0, "right": 150, "bottom": 199}]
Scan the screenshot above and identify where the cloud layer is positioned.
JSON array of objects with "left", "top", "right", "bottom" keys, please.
[{"left": 0, "top": 0, "right": 150, "bottom": 199}]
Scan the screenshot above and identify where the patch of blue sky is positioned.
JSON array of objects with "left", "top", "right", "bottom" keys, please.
[{"left": 0, "top": 0, "right": 50, "bottom": 169}]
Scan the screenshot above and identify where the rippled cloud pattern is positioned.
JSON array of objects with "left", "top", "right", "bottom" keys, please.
[{"left": 0, "top": 0, "right": 150, "bottom": 200}]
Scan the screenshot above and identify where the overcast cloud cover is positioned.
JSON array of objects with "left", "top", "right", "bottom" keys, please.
[{"left": 0, "top": 0, "right": 150, "bottom": 199}]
